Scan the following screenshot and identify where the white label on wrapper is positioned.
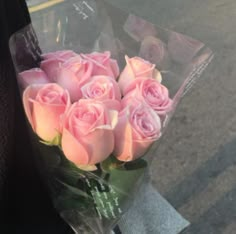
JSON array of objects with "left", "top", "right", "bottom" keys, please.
[
  {"left": 85, "top": 178, "right": 122, "bottom": 220},
  {"left": 73, "top": 1, "right": 95, "bottom": 20},
  {"left": 182, "top": 53, "right": 214, "bottom": 97},
  {"left": 20, "top": 27, "right": 41, "bottom": 61}
]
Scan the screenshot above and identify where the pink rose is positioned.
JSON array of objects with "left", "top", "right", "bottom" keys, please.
[
  {"left": 81, "top": 75, "right": 121, "bottom": 111},
  {"left": 23, "top": 83, "right": 70, "bottom": 142},
  {"left": 55, "top": 56, "right": 93, "bottom": 102},
  {"left": 81, "top": 51, "right": 119, "bottom": 79},
  {"left": 61, "top": 99, "right": 117, "bottom": 165},
  {"left": 18, "top": 68, "right": 50, "bottom": 89},
  {"left": 123, "top": 78, "right": 172, "bottom": 116},
  {"left": 114, "top": 99, "right": 161, "bottom": 161},
  {"left": 40, "top": 50, "right": 78, "bottom": 81},
  {"left": 118, "top": 56, "right": 158, "bottom": 94}
]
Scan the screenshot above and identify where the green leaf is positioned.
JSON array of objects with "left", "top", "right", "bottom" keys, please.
[
  {"left": 123, "top": 158, "right": 148, "bottom": 170},
  {"left": 107, "top": 161, "right": 147, "bottom": 195},
  {"left": 101, "top": 155, "right": 148, "bottom": 172},
  {"left": 101, "top": 155, "right": 125, "bottom": 172}
]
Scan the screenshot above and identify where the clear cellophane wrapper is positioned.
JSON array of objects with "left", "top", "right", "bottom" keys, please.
[{"left": 9, "top": 1, "right": 213, "bottom": 233}]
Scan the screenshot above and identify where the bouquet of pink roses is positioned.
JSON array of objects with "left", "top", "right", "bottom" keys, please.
[
  {"left": 19, "top": 50, "right": 171, "bottom": 228},
  {"left": 20, "top": 51, "right": 170, "bottom": 163},
  {"left": 9, "top": 0, "right": 213, "bottom": 233}
]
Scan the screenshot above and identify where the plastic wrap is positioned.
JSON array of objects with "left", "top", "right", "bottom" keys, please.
[{"left": 9, "top": 0, "right": 213, "bottom": 233}]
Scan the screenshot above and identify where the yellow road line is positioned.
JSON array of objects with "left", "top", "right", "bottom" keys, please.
[{"left": 29, "top": 0, "right": 64, "bottom": 13}]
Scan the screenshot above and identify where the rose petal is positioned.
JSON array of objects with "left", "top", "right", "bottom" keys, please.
[
  {"left": 102, "top": 99, "right": 121, "bottom": 112},
  {"left": 81, "top": 128, "right": 114, "bottom": 165},
  {"left": 62, "top": 127, "right": 90, "bottom": 165},
  {"left": 154, "top": 69, "right": 162, "bottom": 83},
  {"left": 40, "top": 58, "right": 64, "bottom": 81},
  {"left": 32, "top": 100, "right": 66, "bottom": 141},
  {"left": 77, "top": 165, "right": 98, "bottom": 171},
  {"left": 56, "top": 58, "right": 93, "bottom": 102},
  {"left": 110, "top": 59, "right": 120, "bottom": 78},
  {"left": 19, "top": 68, "right": 49, "bottom": 89},
  {"left": 23, "top": 85, "right": 40, "bottom": 129},
  {"left": 57, "top": 68, "right": 83, "bottom": 102},
  {"left": 81, "top": 51, "right": 119, "bottom": 79},
  {"left": 114, "top": 109, "right": 134, "bottom": 161}
]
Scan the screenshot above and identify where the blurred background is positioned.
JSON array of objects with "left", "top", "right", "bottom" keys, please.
[{"left": 26, "top": 1, "right": 236, "bottom": 233}]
